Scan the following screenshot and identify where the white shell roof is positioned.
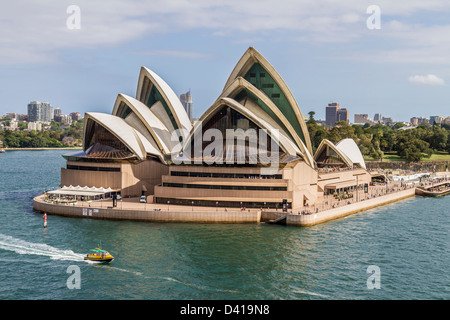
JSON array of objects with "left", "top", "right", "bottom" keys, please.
[
  {"left": 84, "top": 112, "right": 163, "bottom": 161},
  {"left": 137, "top": 67, "right": 192, "bottom": 136},
  {"left": 336, "top": 138, "right": 366, "bottom": 169},
  {"left": 112, "top": 94, "right": 176, "bottom": 155}
]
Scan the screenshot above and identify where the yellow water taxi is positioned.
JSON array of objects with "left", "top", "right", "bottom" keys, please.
[{"left": 84, "top": 247, "right": 114, "bottom": 263}]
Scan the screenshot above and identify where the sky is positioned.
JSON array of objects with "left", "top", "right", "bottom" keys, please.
[{"left": 1, "top": 0, "right": 449, "bottom": 122}]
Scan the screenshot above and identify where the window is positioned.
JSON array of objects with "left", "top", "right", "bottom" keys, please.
[
  {"left": 67, "top": 165, "right": 120, "bottom": 172},
  {"left": 162, "top": 182, "right": 287, "bottom": 191},
  {"left": 271, "top": 93, "right": 280, "bottom": 98}
]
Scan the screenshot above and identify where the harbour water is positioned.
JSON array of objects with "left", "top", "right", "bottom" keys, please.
[{"left": 0, "top": 150, "right": 449, "bottom": 300}]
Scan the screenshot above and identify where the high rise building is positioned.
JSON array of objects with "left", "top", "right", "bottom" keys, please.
[
  {"left": 27, "top": 101, "right": 53, "bottom": 122},
  {"left": 27, "top": 101, "right": 40, "bottom": 122},
  {"left": 41, "top": 102, "right": 53, "bottom": 122},
  {"left": 325, "top": 102, "right": 339, "bottom": 126},
  {"left": 336, "top": 108, "right": 349, "bottom": 124},
  {"left": 374, "top": 113, "right": 381, "bottom": 122},
  {"left": 430, "top": 115, "right": 444, "bottom": 125},
  {"left": 180, "top": 90, "right": 193, "bottom": 121},
  {"left": 54, "top": 107, "right": 62, "bottom": 117}
]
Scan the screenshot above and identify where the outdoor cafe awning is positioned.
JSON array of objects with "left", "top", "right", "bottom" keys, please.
[{"left": 47, "top": 185, "right": 119, "bottom": 197}]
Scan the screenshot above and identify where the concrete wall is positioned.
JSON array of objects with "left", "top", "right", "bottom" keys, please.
[
  {"left": 61, "top": 159, "right": 169, "bottom": 198},
  {"left": 121, "top": 159, "right": 168, "bottom": 196},
  {"left": 61, "top": 162, "right": 122, "bottom": 189},
  {"left": 33, "top": 196, "right": 260, "bottom": 224},
  {"left": 286, "top": 161, "right": 319, "bottom": 208},
  {"left": 286, "top": 188, "right": 415, "bottom": 226}
]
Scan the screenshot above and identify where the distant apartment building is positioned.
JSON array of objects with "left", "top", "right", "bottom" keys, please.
[
  {"left": 325, "top": 102, "right": 339, "bottom": 126},
  {"left": 419, "top": 117, "right": 429, "bottom": 125},
  {"left": 381, "top": 117, "right": 393, "bottom": 123},
  {"left": 430, "top": 115, "right": 445, "bottom": 125},
  {"left": 70, "top": 112, "right": 81, "bottom": 121},
  {"left": 354, "top": 114, "right": 376, "bottom": 125},
  {"left": 410, "top": 116, "right": 429, "bottom": 126},
  {"left": 8, "top": 119, "right": 19, "bottom": 130},
  {"left": 5, "top": 113, "right": 18, "bottom": 119},
  {"left": 28, "top": 121, "right": 42, "bottom": 131},
  {"left": 54, "top": 114, "right": 64, "bottom": 122},
  {"left": 27, "top": 101, "right": 53, "bottom": 122},
  {"left": 180, "top": 90, "right": 193, "bottom": 121}
]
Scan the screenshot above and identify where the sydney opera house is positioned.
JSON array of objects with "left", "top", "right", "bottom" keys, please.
[{"left": 60, "top": 47, "right": 371, "bottom": 210}]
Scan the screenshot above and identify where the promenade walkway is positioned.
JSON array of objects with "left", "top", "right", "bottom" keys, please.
[{"left": 34, "top": 180, "right": 418, "bottom": 226}]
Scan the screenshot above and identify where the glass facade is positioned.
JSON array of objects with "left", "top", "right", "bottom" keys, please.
[
  {"left": 171, "top": 171, "right": 282, "bottom": 179},
  {"left": 146, "top": 84, "right": 179, "bottom": 134},
  {"left": 188, "top": 105, "right": 286, "bottom": 165},
  {"left": 155, "top": 197, "right": 291, "bottom": 209},
  {"left": 162, "top": 182, "right": 287, "bottom": 191},
  {"left": 243, "top": 62, "right": 306, "bottom": 145},
  {"left": 84, "top": 121, "right": 134, "bottom": 159},
  {"left": 315, "top": 145, "right": 347, "bottom": 168}
]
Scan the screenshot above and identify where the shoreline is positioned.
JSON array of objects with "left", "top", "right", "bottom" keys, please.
[{"left": 4, "top": 147, "right": 82, "bottom": 151}]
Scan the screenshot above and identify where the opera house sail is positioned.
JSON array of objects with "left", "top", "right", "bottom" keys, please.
[{"left": 61, "top": 47, "right": 371, "bottom": 210}]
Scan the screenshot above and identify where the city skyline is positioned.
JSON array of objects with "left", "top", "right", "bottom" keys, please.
[
  {"left": 3, "top": 99, "right": 449, "bottom": 127},
  {"left": 0, "top": 1, "right": 449, "bottom": 122}
]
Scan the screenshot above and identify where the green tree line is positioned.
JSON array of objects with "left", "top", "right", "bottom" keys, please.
[
  {"left": 0, "top": 120, "right": 83, "bottom": 148},
  {"left": 306, "top": 111, "right": 450, "bottom": 162}
]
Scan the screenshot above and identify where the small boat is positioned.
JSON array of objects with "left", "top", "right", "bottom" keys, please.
[{"left": 84, "top": 246, "right": 114, "bottom": 263}]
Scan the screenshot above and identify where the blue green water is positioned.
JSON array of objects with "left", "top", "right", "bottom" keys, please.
[{"left": 0, "top": 150, "right": 449, "bottom": 300}]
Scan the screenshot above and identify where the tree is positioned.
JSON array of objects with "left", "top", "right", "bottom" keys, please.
[
  {"left": 397, "top": 138, "right": 432, "bottom": 162},
  {"left": 307, "top": 111, "right": 316, "bottom": 124},
  {"left": 429, "top": 127, "right": 448, "bottom": 151},
  {"left": 307, "top": 121, "right": 327, "bottom": 152}
]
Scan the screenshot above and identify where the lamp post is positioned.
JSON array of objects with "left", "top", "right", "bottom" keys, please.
[
  {"left": 216, "top": 201, "right": 218, "bottom": 212},
  {"left": 192, "top": 201, "right": 194, "bottom": 212},
  {"left": 168, "top": 200, "right": 170, "bottom": 211}
]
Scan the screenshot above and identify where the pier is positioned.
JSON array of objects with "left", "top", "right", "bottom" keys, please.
[{"left": 415, "top": 180, "right": 450, "bottom": 197}]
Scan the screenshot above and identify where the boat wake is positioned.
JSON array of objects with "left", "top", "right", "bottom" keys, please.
[{"left": 0, "top": 233, "right": 85, "bottom": 262}]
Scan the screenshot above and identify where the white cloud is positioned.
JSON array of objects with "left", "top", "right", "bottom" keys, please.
[
  {"left": 2, "top": 0, "right": 450, "bottom": 65},
  {"left": 408, "top": 74, "right": 445, "bottom": 86}
]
